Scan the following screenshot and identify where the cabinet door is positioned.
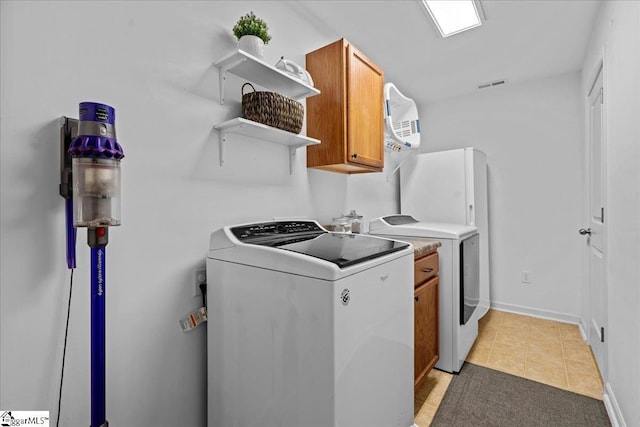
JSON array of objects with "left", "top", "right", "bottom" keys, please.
[
  {"left": 306, "top": 39, "right": 347, "bottom": 169},
  {"left": 414, "top": 276, "right": 439, "bottom": 389},
  {"left": 346, "top": 43, "right": 384, "bottom": 169}
]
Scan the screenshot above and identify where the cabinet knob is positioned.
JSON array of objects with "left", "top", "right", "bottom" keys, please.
[
  {"left": 415, "top": 296, "right": 419, "bottom": 302},
  {"left": 351, "top": 153, "right": 358, "bottom": 158},
  {"left": 579, "top": 228, "right": 591, "bottom": 236}
]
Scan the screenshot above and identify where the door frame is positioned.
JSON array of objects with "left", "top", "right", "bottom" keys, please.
[{"left": 582, "top": 55, "right": 608, "bottom": 382}]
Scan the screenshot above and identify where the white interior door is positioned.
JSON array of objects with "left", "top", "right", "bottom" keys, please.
[{"left": 584, "top": 66, "right": 607, "bottom": 378}]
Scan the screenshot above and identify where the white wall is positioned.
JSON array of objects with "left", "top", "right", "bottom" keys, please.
[
  {"left": 420, "top": 73, "right": 584, "bottom": 321},
  {"left": 581, "top": 2, "right": 640, "bottom": 426},
  {"left": 0, "top": 1, "right": 389, "bottom": 426},
  {"left": 309, "top": 169, "right": 400, "bottom": 232}
]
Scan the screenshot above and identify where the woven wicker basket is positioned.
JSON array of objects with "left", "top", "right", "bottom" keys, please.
[{"left": 241, "top": 83, "right": 304, "bottom": 134}]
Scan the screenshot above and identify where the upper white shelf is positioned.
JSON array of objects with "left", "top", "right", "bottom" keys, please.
[{"left": 214, "top": 49, "right": 320, "bottom": 104}]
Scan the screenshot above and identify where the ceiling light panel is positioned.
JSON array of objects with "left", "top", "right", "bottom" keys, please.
[{"left": 422, "top": 0, "right": 483, "bottom": 38}]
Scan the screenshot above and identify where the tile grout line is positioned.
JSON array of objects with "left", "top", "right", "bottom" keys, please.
[
  {"left": 485, "top": 316, "right": 499, "bottom": 365},
  {"left": 523, "top": 321, "right": 530, "bottom": 375},
  {"left": 560, "top": 333, "right": 571, "bottom": 394},
  {"left": 588, "top": 346, "right": 605, "bottom": 389}
]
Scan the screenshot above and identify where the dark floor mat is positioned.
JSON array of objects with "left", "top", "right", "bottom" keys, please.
[{"left": 430, "top": 363, "right": 611, "bottom": 427}]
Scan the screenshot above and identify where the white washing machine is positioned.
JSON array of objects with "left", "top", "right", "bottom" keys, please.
[
  {"left": 369, "top": 215, "right": 480, "bottom": 373},
  {"left": 206, "top": 220, "right": 416, "bottom": 427}
]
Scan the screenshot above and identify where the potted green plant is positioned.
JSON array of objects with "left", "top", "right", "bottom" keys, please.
[{"left": 233, "top": 11, "right": 271, "bottom": 59}]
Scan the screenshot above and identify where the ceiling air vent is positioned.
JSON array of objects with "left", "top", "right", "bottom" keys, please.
[{"left": 478, "top": 79, "right": 507, "bottom": 90}]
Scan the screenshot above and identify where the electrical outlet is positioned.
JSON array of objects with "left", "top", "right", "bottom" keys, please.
[
  {"left": 521, "top": 270, "right": 532, "bottom": 284},
  {"left": 194, "top": 269, "right": 207, "bottom": 297}
]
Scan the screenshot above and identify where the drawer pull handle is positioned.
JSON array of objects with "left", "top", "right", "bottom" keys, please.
[
  {"left": 415, "top": 296, "right": 419, "bottom": 302},
  {"left": 421, "top": 267, "right": 434, "bottom": 273}
]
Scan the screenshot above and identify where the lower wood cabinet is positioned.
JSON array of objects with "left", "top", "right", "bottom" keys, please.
[{"left": 414, "top": 251, "right": 439, "bottom": 390}]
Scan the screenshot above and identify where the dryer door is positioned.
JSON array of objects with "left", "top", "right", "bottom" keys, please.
[{"left": 460, "top": 233, "right": 480, "bottom": 325}]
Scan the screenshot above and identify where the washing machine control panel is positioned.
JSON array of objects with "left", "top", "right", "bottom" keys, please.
[{"left": 232, "top": 221, "right": 325, "bottom": 241}]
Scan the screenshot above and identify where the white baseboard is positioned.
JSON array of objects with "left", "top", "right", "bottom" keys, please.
[
  {"left": 489, "top": 301, "right": 583, "bottom": 326},
  {"left": 603, "top": 382, "right": 627, "bottom": 427},
  {"left": 577, "top": 320, "right": 588, "bottom": 341}
]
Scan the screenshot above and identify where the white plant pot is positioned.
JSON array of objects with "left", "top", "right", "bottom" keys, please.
[{"left": 238, "top": 35, "right": 265, "bottom": 59}]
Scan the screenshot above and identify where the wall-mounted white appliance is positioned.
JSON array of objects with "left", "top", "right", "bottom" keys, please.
[
  {"left": 206, "top": 220, "right": 416, "bottom": 427},
  {"left": 401, "top": 147, "right": 491, "bottom": 319},
  {"left": 369, "top": 215, "right": 479, "bottom": 373},
  {"left": 383, "top": 82, "right": 420, "bottom": 152}
]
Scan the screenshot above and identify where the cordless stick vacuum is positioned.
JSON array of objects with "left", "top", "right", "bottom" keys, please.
[{"left": 68, "top": 102, "right": 125, "bottom": 427}]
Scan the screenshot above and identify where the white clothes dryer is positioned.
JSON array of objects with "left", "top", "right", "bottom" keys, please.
[
  {"left": 369, "top": 215, "right": 480, "bottom": 373},
  {"left": 206, "top": 220, "right": 416, "bottom": 427}
]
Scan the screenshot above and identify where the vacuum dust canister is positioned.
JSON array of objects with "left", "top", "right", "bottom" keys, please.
[{"left": 69, "top": 102, "right": 125, "bottom": 227}]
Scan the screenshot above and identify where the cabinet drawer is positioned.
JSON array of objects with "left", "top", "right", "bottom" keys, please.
[{"left": 414, "top": 251, "right": 438, "bottom": 286}]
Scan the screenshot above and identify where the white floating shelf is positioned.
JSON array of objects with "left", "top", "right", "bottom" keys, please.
[
  {"left": 214, "top": 117, "right": 320, "bottom": 174},
  {"left": 214, "top": 50, "right": 320, "bottom": 104}
]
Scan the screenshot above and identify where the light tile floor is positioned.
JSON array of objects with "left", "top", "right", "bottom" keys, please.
[
  {"left": 414, "top": 309, "right": 605, "bottom": 426},
  {"left": 414, "top": 368, "right": 453, "bottom": 427}
]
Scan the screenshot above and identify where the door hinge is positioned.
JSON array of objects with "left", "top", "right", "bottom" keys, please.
[
  {"left": 600, "top": 87, "right": 604, "bottom": 105},
  {"left": 601, "top": 326, "right": 605, "bottom": 343},
  {"left": 601, "top": 207, "right": 605, "bottom": 223}
]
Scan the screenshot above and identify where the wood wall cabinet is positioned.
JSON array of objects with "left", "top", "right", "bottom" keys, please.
[
  {"left": 305, "top": 38, "right": 384, "bottom": 173},
  {"left": 414, "top": 250, "right": 439, "bottom": 390}
]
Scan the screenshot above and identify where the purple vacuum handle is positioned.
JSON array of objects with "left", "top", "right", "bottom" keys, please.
[
  {"left": 90, "top": 246, "right": 107, "bottom": 427},
  {"left": 65, "top": 198, "right": 76, "bottom": 269}
]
